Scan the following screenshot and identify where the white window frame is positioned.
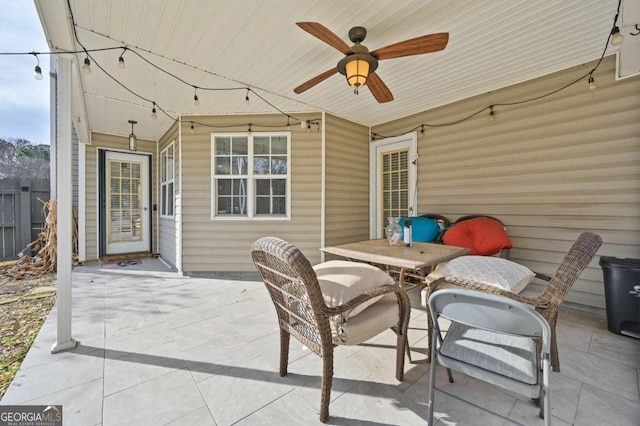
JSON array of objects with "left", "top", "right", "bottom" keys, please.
[
  {"left": 211, "top": 132, "right": 291, "bottom": 220},
  {"left": 160, "top": 141, "right": 175, "bottom": 218}
]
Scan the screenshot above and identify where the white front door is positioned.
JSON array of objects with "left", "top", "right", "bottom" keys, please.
[
  {"left": 370, "top": 133, "right": 418, "bottom": 239},
  {"left": 105, "top": 151, "right": 150, "bottom": 255}
]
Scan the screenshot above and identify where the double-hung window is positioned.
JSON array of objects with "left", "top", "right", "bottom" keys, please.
[
  {"left": 212, "top": 133, "right": 290, "bottom": 219},
  {"left": 160, "top": 142, "right": 175, "bottom": 217}
]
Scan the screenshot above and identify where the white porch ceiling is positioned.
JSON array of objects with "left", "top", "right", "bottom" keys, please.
[{"left": 35, "top": 0, "right": 626, "bottom": 142}]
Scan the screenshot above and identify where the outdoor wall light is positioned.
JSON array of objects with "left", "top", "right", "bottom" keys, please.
[{"left": 128, "top": 120, "right": 138, "bottom": 151}]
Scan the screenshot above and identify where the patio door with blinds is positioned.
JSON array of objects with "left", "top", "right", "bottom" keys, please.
[
  {"left": 101, "top": 151, "right": 151, "bottom": 255},
  {"left": 370, "top": 133, "right": 417, "bottom": 238}
]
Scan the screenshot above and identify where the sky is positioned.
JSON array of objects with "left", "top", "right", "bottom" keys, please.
[{"left": 0, "top": 0, "right": 50, "bottom": 144}]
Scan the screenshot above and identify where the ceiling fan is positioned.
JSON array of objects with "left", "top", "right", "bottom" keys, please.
[{"left": 293, "top": 22, "right": 449, "bottom": 103}]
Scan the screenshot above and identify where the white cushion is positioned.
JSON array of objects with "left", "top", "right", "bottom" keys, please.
[
  {"left": 426, "top": 256, "right": 535, "bottom": 294},
  {"left": 313, "top": 260, "right": 393, "bottom": 317}
]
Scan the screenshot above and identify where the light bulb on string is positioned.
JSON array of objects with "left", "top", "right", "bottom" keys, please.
[
  {"left": 31, "top": 53, "right": 43, "bottom": 80},
  {"left": 245, "top": 89, "right": 250, "bottom": 106},
  {"left": 588, "top": 76, "right": 597, "bottom": 91},
  {"left": 190, "top": 122, "right": 194, "bottom": 134},
  {"left": 610, "top": 26, "right": 624, "bottom": 46},
  {"left": 118, "top": 47, "right": 126, "bottom": 69},
  {"left": 193, "top": 88, "right": 199, "bottom": 106},
  {"left": 82, "top": 56, "right": 92, "bottom": 74},
  {"left": 307, "top": 122, "right": 311, "bottom": 133},
  {"left": 488, "top": 106, "right": 496, "bottom": 122},
  {"left": 286, "top": 118, "right": 291, "bottom": 131},
  {"left": 248, "top": 124, "right": 252, "bottom": 133},
  {"left": 151, "top": 102, "right": 157, "bottom": 120},
  {"left": 419, "top": 125, "right": 425, "bottom": 137}
]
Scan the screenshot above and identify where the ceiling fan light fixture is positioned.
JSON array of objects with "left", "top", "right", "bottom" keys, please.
[{"left": 337, "top": 53, "right": 378, "bottom": 88}]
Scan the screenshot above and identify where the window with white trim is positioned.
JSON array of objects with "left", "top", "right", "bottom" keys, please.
[
  {"left": 212, "top": 133, "right": 290, "bottom": 219},
  {"left": 160, "top": 142, "right": 175, "bottom": 217}
]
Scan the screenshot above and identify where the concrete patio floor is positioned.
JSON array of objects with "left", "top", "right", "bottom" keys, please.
[{"left": 1, "top": 258, "right": 639, "bottom": 425}]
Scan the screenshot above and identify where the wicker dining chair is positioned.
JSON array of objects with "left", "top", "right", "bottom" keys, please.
[
  {"left": 251, "top": 236, "right": 410, "bottom": 422},
  {"left": 422, "top": 231, "right": 602, "bottom": 372}
]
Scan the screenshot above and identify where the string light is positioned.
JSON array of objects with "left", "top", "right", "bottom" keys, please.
[
  {"left": 151, "top": 102, "right": 157, "bottom": 120},
  {"left": 488, "top": 106, "right": 495, "bottom": 122},
  {"left": 610, "top": 26, "right": 624, "bottom": 45},
  {"left": 82, "top": 56, "right": 91, "bottom": 74},
  {"left": 371, "top": 0, "right": 623, "bottom": 141},
  {"left": 16, "top": 0, "right": 616, "bottom": 141},
  {"left": 248, "top": 124, "right": 252, "bottom": 133},
  {"left": 286, "top": 117, "right": 291, "bottom": 131},
  {"left": 419, "top": 125, "right": 425, "bottom": 137},
  {"left": 245, "top": 89, "right": 250, "bottom": 105},
  {"left": 31, "top": 53, "right": 42, "bottom": 80},
  {"left": 190, "top": 122, "right": 194, "bottom": 134},
  {"left": 193, "top": 88, "right": 199, "bottom": 106},
  {"left": 307, "top": 122, "right": 311, "bottom": 133},
  {"left": 118, "top": 47, "right": 126, "bottom": 68}
]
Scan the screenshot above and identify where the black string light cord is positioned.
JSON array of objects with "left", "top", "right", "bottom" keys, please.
[
  {"left": 371, "top": 0, "right": 623, "bottom": 141},
  {"left": 1, "top": 0, "right": 622, "bottom": 136},
  {"left": 0, "top": 0, "right": 315, "bottom": 133}
]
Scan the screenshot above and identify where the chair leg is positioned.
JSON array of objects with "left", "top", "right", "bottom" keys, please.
[
  {"left": 396, "top": 331, "right": 406, "bottom": 381},
  {"left": 319, "top": 350, "right": 334, "bottom": 423},
  {"left": 279, "top": 328, "right": 290, "bottom": 376},
  {"left": 548, "top": 317, "right": 560, "bottom": 372},
  {"left": 446, "top": 368, "right": 454, "bottom": 383},
  {"left": 427, "top": 326, "right": 439, "bottom": 426}
]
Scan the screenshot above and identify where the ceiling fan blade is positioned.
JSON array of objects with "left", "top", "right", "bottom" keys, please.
[
  {"left": 366, "top": 72, "right": 393, "bottom": 103},
  {"left": 296, "top": 22, "right": 353, "bottom": 54},
  {"left": 293, "top": 68, "right": 338, "bottom": 94},
  {"left": 371, "top": 32, "right": 449, "bottom": 60}
]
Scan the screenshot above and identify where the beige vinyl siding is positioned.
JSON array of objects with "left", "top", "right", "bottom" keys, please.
[
  {"left": 180, "top": 114, "right": 322, "bottom": 273},
  {"left": 372, "top": 55, "right": 640, "bottom": 309},
  {"left": 83, "top": 133, "right": 158, "bottom": 261},
  {"left": 324, "top": 114, "right": 370, "bottom": 247},
  {"left": 158, "top": 122, "right": 179, "bottom": 268}
]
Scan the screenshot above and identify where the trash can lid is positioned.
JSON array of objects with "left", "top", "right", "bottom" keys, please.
[{"left": 599, "top": 256, "right": 640, "bottom": 271}]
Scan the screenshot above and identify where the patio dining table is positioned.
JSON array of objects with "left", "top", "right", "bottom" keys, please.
[{"left": 321, "top": 239, "right": 470, "bottom": 292}]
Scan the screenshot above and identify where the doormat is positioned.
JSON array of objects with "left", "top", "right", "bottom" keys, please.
[{"left": 101, "top": 259, "right": 142, "bottom": 269}]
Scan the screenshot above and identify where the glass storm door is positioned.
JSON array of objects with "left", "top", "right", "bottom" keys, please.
[
  {"left": 371, "top": 133, "right": 417, "bottom": 238},
  {"left": 105, "top": 151, "right": 150, "bottom": 254}
]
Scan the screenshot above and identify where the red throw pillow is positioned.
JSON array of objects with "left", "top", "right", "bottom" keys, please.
[{"left": 443, "top": 217, "right": 513, "bottom": 255}]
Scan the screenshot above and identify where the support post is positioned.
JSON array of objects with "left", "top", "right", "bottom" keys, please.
[{"left": 51, "top": 55, "right": 77, "bottom": 353}]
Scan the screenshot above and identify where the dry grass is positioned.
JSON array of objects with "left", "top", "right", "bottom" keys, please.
[{"left": 0, "top": 273, "right": 56, "bottom": 400}]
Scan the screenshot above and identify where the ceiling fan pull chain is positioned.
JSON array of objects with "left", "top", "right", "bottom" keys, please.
[{"left": 354, "top": 87, "right": 359, "bottom": 95}]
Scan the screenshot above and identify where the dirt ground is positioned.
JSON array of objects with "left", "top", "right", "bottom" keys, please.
[{"left": 0, "top": 272, "right": 56, "bottom": 400}]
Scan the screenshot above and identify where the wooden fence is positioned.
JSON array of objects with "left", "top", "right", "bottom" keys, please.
[{"left": 0, "top": 178, "right": 50, "bottom": 261}]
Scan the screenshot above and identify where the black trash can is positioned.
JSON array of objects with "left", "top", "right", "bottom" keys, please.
[{"left": 599, "top": 256, "right": 640, "bottom": 339}]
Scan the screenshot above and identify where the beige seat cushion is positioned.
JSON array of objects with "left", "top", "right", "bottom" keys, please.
[
  {"left": 313, "top": 260, "right": 397, "bottom": 344},
  {"left": 313, "top": 260, "right": 394, "bottom": 318},
  {"left": 334, "top": 294, "right": 399, "bottom": 345}
]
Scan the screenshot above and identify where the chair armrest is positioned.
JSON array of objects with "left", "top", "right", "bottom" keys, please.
[
  {"left": 427, "top": 276, "right": 547, "bottom": 309},
  {"left": 325, "top": 284, "right": 409, "bottom": 317}
]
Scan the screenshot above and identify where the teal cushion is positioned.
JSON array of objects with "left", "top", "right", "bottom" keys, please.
[{"left": 399, "top": 217, "right": 441, "bottom": 242}]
